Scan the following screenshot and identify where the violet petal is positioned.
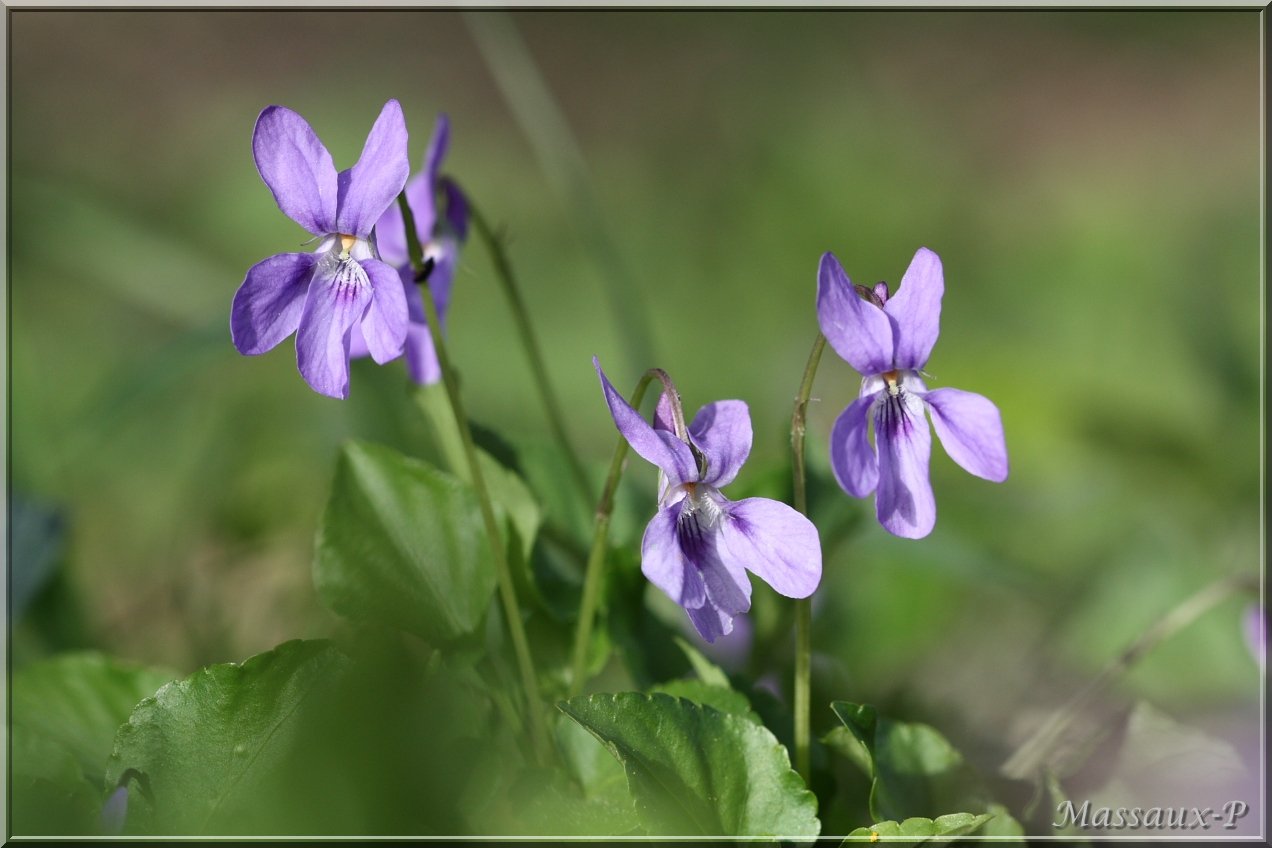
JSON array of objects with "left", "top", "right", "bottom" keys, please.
[
  {"left": 295, "top": 261, "right": 373, "bottom": 399},
  {"left": 817, "top": 251, "right": 894, "bottom": 375},
  {"left": 720, "top": 497, "right": 823, "bottom": 599},
  {"left": 875, "top": 391, "right": 936, "bottom": 538},
  {"left": 641, "top": 502, "right": 707, "bottom": 609},
  {"left": 357, "top": 258, "right": 409, "bottom": 364},
  {"left": 418, "top": 113, "right": 450, "bottom": 239},
  {"left": 252, "top": 106, "right": 338, "bottom": 236},
  {"left": 830, "top": 392, "right": 881, "bottom": 497},
  {"left": 924, "top": 387, "right": 1008, "bottom": 482},
  {"left": 688, "top": 400, "right": 752, "bottom": 488},
  {"left": 230, "top": 252, "right": 315, "bottom": 355},
  {"left": 884, "top": 247, "right": 944, "bottom": 370},
  {"left": 335, "top": 100, "right": 410, "bottom": 238},
  {"left": 687, "top": 602, "right": 733, "bottom": 643},
  {"left": 594, "top": 358, "right": 697, "bottom": 486}
]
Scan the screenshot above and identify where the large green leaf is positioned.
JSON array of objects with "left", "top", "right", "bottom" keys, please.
[
  {"left": 313, "top": 440, "right": 498, "bottom": 643},
  {"left": 104, "top": 640, "right": 349, "bottom": 834},
  {"left": 559, "top": 692, "right": 819, "bottom": 837},
  {"left": 12, "top": 652, "right": 174, "bottom": 781},
  {"left": 844, "top": 812, "right": 994, "bottom": 844}
]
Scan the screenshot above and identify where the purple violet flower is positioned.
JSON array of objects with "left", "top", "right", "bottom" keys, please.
[
  {"left": 231, "top": 100, "right": 411, "bottom": 399},
  {"left": 817, "top": 248, "right": 1008, "bottom": 539},
  {"left": 594, "top": 358, "right": 822, "bottom": 642},
  {"left": 363, "top": 113, "right": 469, "bottom": 385}
]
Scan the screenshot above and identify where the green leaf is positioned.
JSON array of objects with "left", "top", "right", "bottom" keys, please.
[
  {"left": 829, "top": 702, "right": 1000, "bottom": 824},
  {"left": 673, "top": 635, "right": 730, "bottom": 688},
  {"left": 559, "top": 692, "right": 819, "bottom": 837},
  {"left": 844, "top": 812, "right": 993, "bottom": 844},
  {"left": 104, "top": 640, "right": 349, "bottom": 834},
  {"left": 413, "top": 383, "right": 542, "bottom": 561},
  {"left": 12, "top": 652, "right": 174, "bottom": 781},
  {"left": 648, "top": 679, "right": 762, "bottom": 725},
  {"left": 313, "top": 440, "right": 498, "bottom": 643}
]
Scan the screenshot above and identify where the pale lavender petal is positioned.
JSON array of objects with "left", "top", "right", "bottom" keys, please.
[
  {"left": 817, "top": 251, "right": 893, "bottom": 375},
  {"left": 404, "top": 323, "right": 441, "bottom": 386},
  {"left": 373, "top": 191, "right": 410, "bottom": 269},
  {"left": 641, "top": 503, "right": 706, "bottom": 609},
  {"left": 231, "top": 252, "right": 315, "bottom": 355},
  {"left": 295, "top": 259, "right": 373, "bottom": 399},
  {"left": 353, "top": 258, "right": 407, "bottom": 364},
  {"left": 884, "top": 247, "right": 944, "bottom": 370},
  {"left": 689, "top": 400, "right": 752, "bottom": 488},
  {"left": 697, "top": 544, "right": 752, "bottom": 616},
  {"left": 687, "top": 602, "right": 733, "bottom": 643},
  {"left": 830, "top": 392, "right": 880, "bottom": 498},
  {"left": 720, "top": 497, "right": 822, "bottom": 599},
  {"left": 347, "top": 322, "right": 370, "bottom": 360},
  {"left": 335, "top": 100, "right": 410, "bottom": 237},
  {"left": 653, "top": 390, "right": 677, "bottom": 433},
  {"left": 252, "top": 106, "right": 338, "bottom": 236},
  {"left": 924, "top": 387, "right": 1008, "bottom": 482},
  {"left": 594, "top": 358, "right": 697, "bottom": 485},
  {"left": 875, "top": 391, "right": 936, "bottom": 538}
]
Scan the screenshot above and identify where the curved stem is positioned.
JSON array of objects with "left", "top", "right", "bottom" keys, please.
[
  {"left": 790, "top": 332, "right": 827, "bottom": 785},
  {"left": 469, "top": 201, "right": 594, "bottom": 507},
  {"left": 398, "top": 193, "right": 551, "bottom": 764},
  {"left": 568, "top": 370, "right": 659, "bottom": 697}
]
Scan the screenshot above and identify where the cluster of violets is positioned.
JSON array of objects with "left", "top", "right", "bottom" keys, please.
[
  {"left": 231, "top": 99, "right": 464, "bottom": 399},
  {"left": 232, "top": 100, "right": 1009, "bottom": 642}
]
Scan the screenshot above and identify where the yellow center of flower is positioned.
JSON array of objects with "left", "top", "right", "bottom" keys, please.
[
  {"left": 882, "top": 369, "right": 901, "bottom": 397},
  {"left": 338, "top": 234, "right": 358, "bottom": 259}
]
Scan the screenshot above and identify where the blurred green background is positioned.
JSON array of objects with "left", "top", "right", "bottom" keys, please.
[{"left": 8, "top": 8, "right": 1262, "bottom": 832}]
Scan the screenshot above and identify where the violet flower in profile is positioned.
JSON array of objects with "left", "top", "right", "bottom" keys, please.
[
  {"left": 594, "top": 358, "right": 822, "bottom": 641},
  {"left": 368, "top": 113, "right": 469, "bottom": 385},
  {"left": 231, "top": 100, "right": 411, "bottom": 399},
  {"left": 817, "top": 248, "right": 1008, "bottom": 539}
]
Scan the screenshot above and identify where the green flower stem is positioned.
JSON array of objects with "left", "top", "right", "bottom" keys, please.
[
  {"left": 469, "top": 201, "right": 594, "bottom": 507},
  {"left": 568, "top": 370, "right": 660, "bottom": 697},
  {"left": 397, "top": 194, "right": 550, "bottom": 765},
  {"left": 789, "top": 332, "right": 827, "bottom": 785}
]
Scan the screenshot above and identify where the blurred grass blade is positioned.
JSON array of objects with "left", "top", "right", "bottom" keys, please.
[{"left": 463, "top": 11, "right": 654, "bottom": 373}]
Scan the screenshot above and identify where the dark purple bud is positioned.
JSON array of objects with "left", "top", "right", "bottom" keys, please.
[{"left": 853, "top": 282, "right": 889, "bottom": 308}]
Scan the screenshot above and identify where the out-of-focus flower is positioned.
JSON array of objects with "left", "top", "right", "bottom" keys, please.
[
  {"left": 100, "top": 785, "right": 127, "bottom": 835},
  {"left": 369, "top": 113, "right": 469, "bottom": 385},
  {"left": 594, "top": 358, "right": 822, "bottom": 641},
  {"left": 817, "top": 248, "right": 1008, "bottom": 538},
  {"left": 1244, "top": 604, "right": 1265, "bottom": 668},
  {"left": 231, "top": 101, "right": 410, "bottom": 398}
]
